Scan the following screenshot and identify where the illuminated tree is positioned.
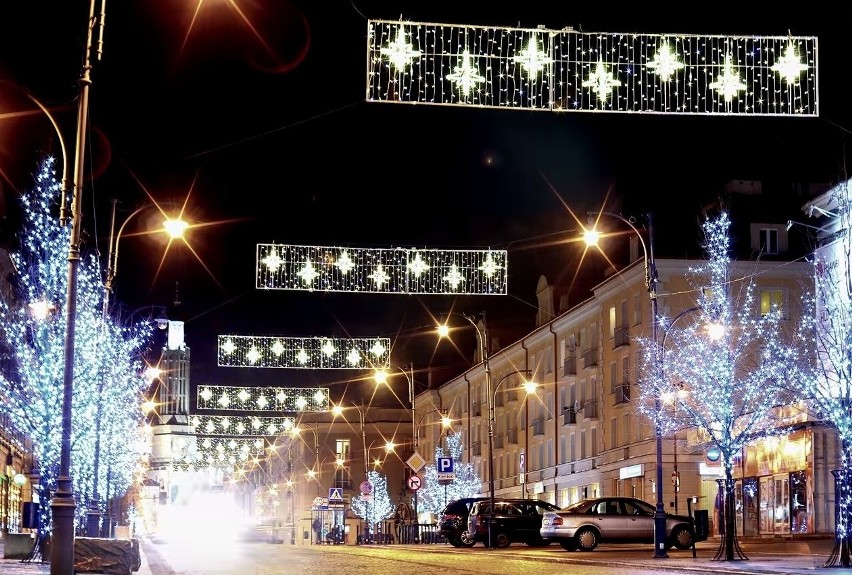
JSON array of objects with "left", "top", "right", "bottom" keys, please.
[
  {"left": 415, "top": 432, "right": 481, "bottom": 515},
  {"left": 350, "top": 470, "right": 394, "bottom": 535},
  {"left": 0, "top": 156, "right": 150, "bottom": 545},
  {"left": 637, "top": 211, "right": 801, "bottom": 561},
  {"left": 796, "top": 180, "right": 852, "bottom": 566}
]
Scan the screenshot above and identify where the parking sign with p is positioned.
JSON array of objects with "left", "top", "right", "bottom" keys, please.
[{"left": 437, "top": 457, "right": 454, "bottom": 481}]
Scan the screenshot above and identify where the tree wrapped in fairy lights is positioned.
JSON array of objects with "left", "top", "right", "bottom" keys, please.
[
  {"left": 415, "top": 432, "right": 481, "bottom": 516},
  {"left": 795, "top": 180, "right": 852, "bottom": 567},
  {"left": 350, "top": 470, "right": 394, "bottom": 538},
  {"left": 637, "top": 211, "right": 801, "bottom": 561},
  {"left": 0, "top": 156, "right": 151, "bottom": 547}
]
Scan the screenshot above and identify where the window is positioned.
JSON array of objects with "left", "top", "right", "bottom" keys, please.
[
  {"left": 546, "top": 391, "right": 554, "bottom": 419},
  {"left": 611, "top": 418, "right": 618, "bottom": 448},
  {"left": 580, "top": 430, "right": 586, "bottom": 459},
  {"left": 545, "top": 346, "right": 553, "bottom": 374},
  {"left": 609, "top": 362, "right": 617, "bottom": 393},
  {"left": 760, "top": 288, "right": 786, "bottom": 318},
  {"left": 547, "top": 438, "right": 553, "bottom": 467},
  {"left": 633, "top": 292, "right": 642, "bottom": 326},
  {"left": 570, "top": 432, "right": 576, "bottom": 461},
  {"left": 336, "top": 439, "right": 350, "bottom": 461},
  {"left": 609, "top": 306, "right": 616, "bottom": 337},
  {"left": 760, "top": 228, "right": 779, "bottom": 255},
  {"left": 623, "top": 413, "right": 631, "bottom": 444},
  {"left": 591, "top": 428, "right": 598, "bottom": 457},
  {"left": 559, "top": 435, "right": 566, "bottom": 464}
]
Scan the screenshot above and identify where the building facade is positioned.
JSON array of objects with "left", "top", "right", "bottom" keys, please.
[{"left": 417, "top": 221, "right": 839, "bottom": 537}]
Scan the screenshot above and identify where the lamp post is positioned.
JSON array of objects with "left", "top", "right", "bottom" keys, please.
[
  {"left": 373, "top": 364, "right": 417, "bottom": 515},
  {"left": 87, "top": 201, "right": 187, "bottom": 537},
  {"left": 55, "top": 3, "right": 106, "bottom": 572},
  {"left": 583, "top": 211, "right": 666, "bottom": 558}
]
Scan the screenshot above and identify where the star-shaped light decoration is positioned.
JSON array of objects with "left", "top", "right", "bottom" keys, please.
[
  {"left": 238, "top": 389, "right": 251, "bottom": 402},
  {"left": 246, "top": 346, "right": 261, "bottom": 364},
  {"left": 321, "top": 339, "right": 337, "bottom": 357},
  {"left": 262, "top": 250, "right": 282, "bottom": 271},
  {"left": 447, "top": 50, "right": 485, "bottom": 96},
  {"left": 191, "top": 416, "right": 202, "bottom": 427},
  {"left": 647, "top": 40, "right": 684, "bottom": 81},
  {"left": 295, "top": 397, "right": 308, "bottom": 410},
  {"left": 444, "top": 264, "right": 465, "bottom": 289},
  {"left": 256, "top": 396, "right": 268, "bottom": 409},
  {"left": 582, "top": 60, "right": 622, "bottom": 103},
  {"left": 347, "top": 348, "right": 362, "bottom": 366},
  {"left": 407, "top": 252, "right": 430, "bottom": 276},
  {"left": 313, "top": 390, "right": 326, "bottom": 403},
  {"left": 218, "top": 392, "right": 231, "bottom": 408},
  {"left": 220, "top": 417, "right": 230, "bottom": 429},
  {"left": 478, "top": 252, "right": 502, "bottom": 278},
  {"left": 251, "top": 418, "right": 262, "bottom": 430},
  {"left": 513, "top": 34, "right": 553, "bottom": 76},
  {"left": 771, "top": 41, "right": 808, "bottom": 84},
  {"left": 709, "top": 53, "right": 746, "bottom": 102},
  {"left": 296, "top": 260, "right": 319, "bottom": 286},
  {"left": 205, "top": 421, "right": 216, "bottom": 433},
  {"left": 271, "top": 340, "right": 284, "bottom": 355},
  {"left": 200, "top": 388, "right": 213, "bottom": 401},
  {"left": 235, "top": 422, "right": 246, "bottom": 434},
  {"left": 296, "top": 348, "right": 309, "bottom": 365},
  {"left": 336, "top": 250, "right": 356, "bottom": 274},
  {"left": 371, "top": 339, "right": 387, "bottom": 358},
  {"left": 221, "top": 339, "right": 236, "bottom": 354},
  {"left": 369, "top": 263, "right": 390, "bottom": 288},
  {"left": 380, "top": 26, "right": 422, "bottom": 71}
]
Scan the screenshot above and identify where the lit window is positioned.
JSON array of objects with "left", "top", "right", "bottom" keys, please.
[{"left": 760, "top": 288, "right": 785, "bottom": 318}]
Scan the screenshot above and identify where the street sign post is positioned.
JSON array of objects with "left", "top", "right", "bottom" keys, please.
[
  {"left": 407, "top": 475, "right": 422, "bottom": 491},
  {"left": 437, "top": 456, "right": 455, "bottom": 483}
]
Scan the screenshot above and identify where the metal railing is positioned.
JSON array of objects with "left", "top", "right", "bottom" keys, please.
[
  {"left": 532, "top": 416, "right": 545, "bottom": 436},
  {"left": 614, "top": 384, "right": 631, "bottom": 404},
  {"left": 613, "top": 324, "right": 630, "bottom": 348}
]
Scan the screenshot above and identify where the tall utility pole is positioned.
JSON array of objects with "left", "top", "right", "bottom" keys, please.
[{"left": 54, "top": 2, "right": 106, "bottom": 574}]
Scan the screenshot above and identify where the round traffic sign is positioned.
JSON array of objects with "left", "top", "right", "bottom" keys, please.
[
  {"left": 407, "top": 474, "right": 422, "bottom": 491},
  {"left": 360, "top": 480, "right": 373, "bottom": 495},
  {"left": 313, "top": 496, "right": 323, "bottom": 506}
]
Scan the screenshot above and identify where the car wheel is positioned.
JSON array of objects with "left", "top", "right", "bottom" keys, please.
[
  {"left": 575, "top": 527, "right": 599, "bottom": 551},
  {"left": 669, "top": 525, "right": 695, "bottom": 550},
  {"left": 459, "top": 531, "right": 476, "bottom": 547},
  {"left": 559, "top": 539, "right": 578, "bottom": 551},
  {"left": 493, "top": 532, "right": 511, "bottom": 548},
  {"left": 447, "top": 536, "right": 462, "bottom": 548}
]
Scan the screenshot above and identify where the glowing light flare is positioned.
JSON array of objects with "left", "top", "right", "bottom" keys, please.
[
  {"left": 582, "top": 60, "right": 622, "bottom": 103},
  {"left": 447, "top": 50, "right": 485, "bottom": 96},
  {"left": 709, "top": 53, "right": 747, "bottom": 102},
  {"left": 647, "top": 40, "right": 684, "bottom": 81},
  {"left": 380, "top": 26, "right": 422, "bottom": 70},
  {"left": 772, "top": 41, "right": 808, "bottom": 84}
]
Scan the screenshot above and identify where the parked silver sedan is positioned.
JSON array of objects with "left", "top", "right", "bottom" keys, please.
[{"left": 540, "top": 496, "right": 703, "bottom": 552}]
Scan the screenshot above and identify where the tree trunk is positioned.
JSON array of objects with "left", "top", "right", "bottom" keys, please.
[
  {"left": 825, "top": 456, "right": 852, "bottom": 567},
  {"left": 713, "top": 462, "right": 748, "bottom": 561}
]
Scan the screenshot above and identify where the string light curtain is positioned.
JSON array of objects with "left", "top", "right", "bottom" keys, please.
[
  {"left": 170, "top": 437, "right": 267, "bottom": 471},
  {"left": 256, "top": 244, "right": 507, "bottom": 294},
  {"left": 217, "top": 335, "right": 391, "bottom": 369},
  {"left": 366, "top": 20, "right": 818, "bottom": 116},
  {"left": 189, "top": 415, "right": 297, "bottom": 437},
  {"left": 197, "top": 385, "right": 330, "bottom": 412}
]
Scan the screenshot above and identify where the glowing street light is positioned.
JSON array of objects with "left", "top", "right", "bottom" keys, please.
[{"left": 583, "top": 211, "right": 668, "bottom": 559}]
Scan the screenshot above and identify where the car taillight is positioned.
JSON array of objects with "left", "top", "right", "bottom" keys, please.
[{"left": 551, "top": 517, "right": 563, "bottom": 526}]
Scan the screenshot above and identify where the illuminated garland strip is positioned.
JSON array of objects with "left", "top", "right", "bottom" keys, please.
[
  {"left": 170, "top": 436, "right": 267, "bottom": 471},
  {"left": 196, "top": 385, "right": 330, "bottom": 412},
  {"left": 189, "top": 415, "right": 297, "bottom": 436},
  {"left": 256, "top": 245, "right": 507, "bottom": 294},
  {"left": 217, "top": 335, "right": 391, "bottom": 369},
  {"left": 367, "top": 20, "right": 818, "bottom": 116}
]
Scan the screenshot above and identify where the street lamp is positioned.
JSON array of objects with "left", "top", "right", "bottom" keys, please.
[
  {"left": 55, "top": 2, "right": 106, "bottom": 572},
  {"left": 86, "top": 201, "right": 188, "bottom": 536},
  {"left": 582, "top": 211, "right": 667, "bottom": 558}
]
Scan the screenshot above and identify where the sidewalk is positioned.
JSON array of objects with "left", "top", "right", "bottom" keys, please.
[{"left": 0, "top": 536, "right": 153, "bottom": 575}]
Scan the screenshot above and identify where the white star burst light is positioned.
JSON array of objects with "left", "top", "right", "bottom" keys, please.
[
  {"left": 648, "top": 40, "right": 684, "bottom": 81},
  {"left": 444, "top": 264, "right": 465, "bottom": 289},
  {"left": 261, "top": 250, "right": 282, "bottom": 271},
  {"left": 380, "top": 26, "right": 422, "bottom": 70},
  {"left": 347, "top": 348, "right": 362, "bottom": 366},
  {"left": 407, "top": 252, "right": 430, "bottom": 277},
  {"left": 513, "top": 34, "right": 552, "bottom": 75},
  {"left": 447, "top": 50, "right": 485, "bottom": 96},
  {"left": 772, "top": 41, "right": 808, "bottom": 84},
  {"left": 370, "top": 340, "right": 387, "bottom": 358},
  {"left": 478, "top": 252, "right": 502, "bottom": 278},
  {"left": 321, "top": 339, "right": 337, "bottom": 357},
  {"left": 369, "top": 264, "right": 390, "bottom": 288},
  {"left": 192, "top": 415, "right": 295, "bottom": 436},
  {"left": 297, "top": 260, "right": 320, "bottom": 286},
  {"left": 583, "top": 60, "right": 622, "bottom": 102},
  {"left": 709, "top": 54, "right": 746, "bottom": 102},
  {"left": 336, "top": 250, "right": 356, "bottom": 274}
]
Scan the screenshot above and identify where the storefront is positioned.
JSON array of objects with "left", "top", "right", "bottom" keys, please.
[{"left": 731, "top": 430, "right": 813, "bottom": 536}]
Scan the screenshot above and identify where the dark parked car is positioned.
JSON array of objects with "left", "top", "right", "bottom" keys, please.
[
  {"left": 438, "top": 497, "right": 487, "bottom": 547},
  {"left": 467, "top": 498, "right": 560, "bottom": 548},
  {"left": 540, "top": 496, "right": 706, "bottom": 551}
]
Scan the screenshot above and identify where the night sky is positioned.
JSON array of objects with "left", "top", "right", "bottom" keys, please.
[{"left": 0, "top": 2, "right": 848, "bottom": 405}]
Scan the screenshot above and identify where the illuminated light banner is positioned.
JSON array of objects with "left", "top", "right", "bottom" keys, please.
[
  {"left": 190, "top": 415, "right": 297, "bottom": 437},
  {"left": 256, "top": 244, "right": 507, "bottom": 294},
  {"left": 171, "top": 436, "right": 267, "bottom": 471},
  {"left": 196, "top": 385, "right": 330, "bottom": 412},
  {"left": 366, "top": 20, "right": 818, "bottom": 116},
  {"left": 217, "top": 335, "right": 391, "bottom": 369}
]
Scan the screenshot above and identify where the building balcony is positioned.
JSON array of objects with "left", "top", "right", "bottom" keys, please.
[
  {"left": 563, "top": 356, "right": 577, "bottom": 376},
  {"left": 614, "top": 384, "right": 631, "bottom": 404},
  {"left": 613, "top": 325, "right": 630, "bottom": 348},
  {"left": 472, "top": 441, "right": 482, "bottom": 456},
  {"left": 472, "top": 401, "right": 482, "bottom": 417},
  {"left": 493, "top": 433, "right": 504, "bottom": 449},
  {"left": 583, "top": 400, "right": 598, "bottom": 420},
  {"left": 532, "top": 417, "right": 545, "bottom": 436},
  {"left": 506, "top": 428, "right": 518, "bottom": 444},
  {"left": 582, "top": 347, "right": 598, "bottom": 368},
  {"left": 562, "top": 408, "right": 576, "bottom": 426}
]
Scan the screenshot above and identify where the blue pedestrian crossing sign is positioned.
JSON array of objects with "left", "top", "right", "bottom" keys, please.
[
  {"left": 437, "top": 457, "right": 455, "bottom": 481},
  {"left": 328, "top": 487, "right": 344, "bottom": 501}
]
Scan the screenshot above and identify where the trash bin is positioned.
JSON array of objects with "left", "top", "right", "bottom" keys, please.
[{"left": 694, "top": 509, "right": 710, "bottom": 540}]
